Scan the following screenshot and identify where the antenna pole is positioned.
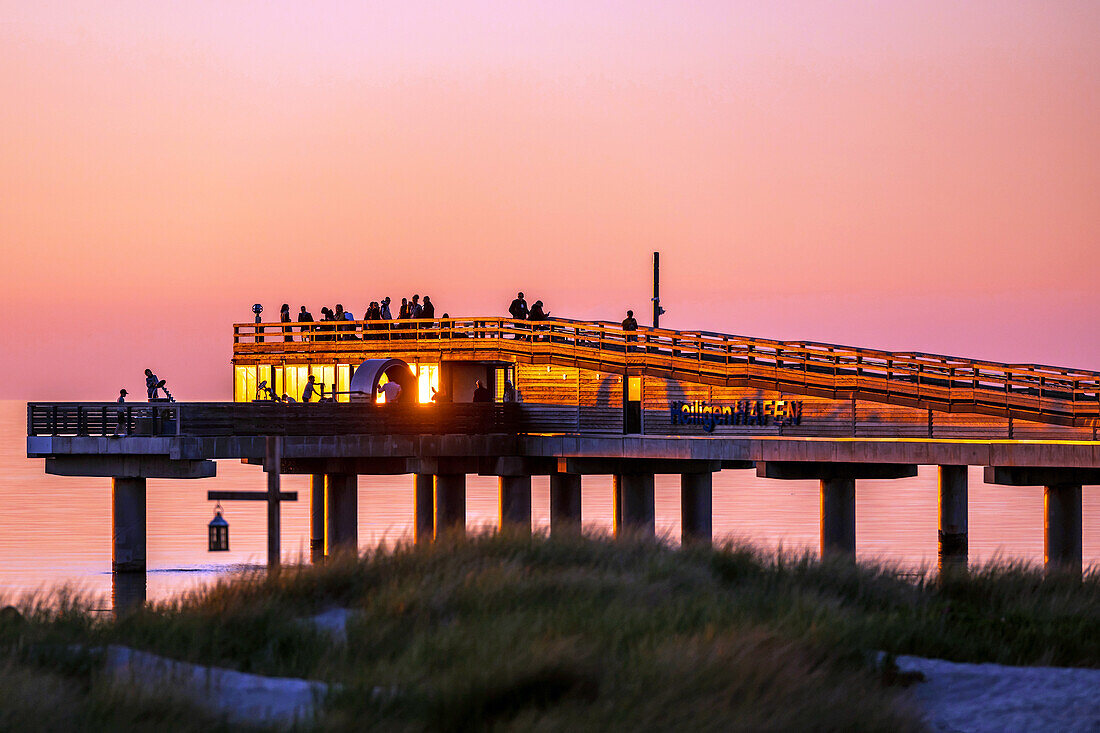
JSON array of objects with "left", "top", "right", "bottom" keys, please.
[{"left": 652, "top": 251, "right": 665, "bottom": 328}]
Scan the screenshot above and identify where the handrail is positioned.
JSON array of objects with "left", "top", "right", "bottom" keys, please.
[{"left": 231, "top": 316, "right": 1100, "bottom": 427}]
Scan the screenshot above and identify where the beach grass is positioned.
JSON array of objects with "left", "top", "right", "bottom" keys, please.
[{"left": 1, "top": 532, "right": 1097, "bottom": 730}]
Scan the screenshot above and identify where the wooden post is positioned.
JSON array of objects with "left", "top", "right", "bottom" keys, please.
[
  {"left": 265, "top": 437, "right": 282, "bottom": 570},
  {"left": 549, "top": 473, "right": 582, "bottom": 535}
]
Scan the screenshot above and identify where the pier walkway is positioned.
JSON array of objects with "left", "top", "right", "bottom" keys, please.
[{"left": 235, "top": 317, "right": 1100, "bottom": 427}]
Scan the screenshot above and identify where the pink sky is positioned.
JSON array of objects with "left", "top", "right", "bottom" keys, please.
[{"left": 1, "top": 1, "right": 1098, "bottom": 400}]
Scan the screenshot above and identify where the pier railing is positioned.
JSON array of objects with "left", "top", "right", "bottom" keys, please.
[
  {"left": 27, "top": 402, "right": 526, "bottom": 438},
  {"left": 233, "top": 317, "right": 1100, "bottom": 427}
]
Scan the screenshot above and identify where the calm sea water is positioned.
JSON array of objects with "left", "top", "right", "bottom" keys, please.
[{"left": 1, "top": 401, "right": 1096, "bottom": 605}]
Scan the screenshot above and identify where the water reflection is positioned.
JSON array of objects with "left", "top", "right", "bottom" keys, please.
[{"left": 2, "top": 401, "right": 1097, "bottom": 606}]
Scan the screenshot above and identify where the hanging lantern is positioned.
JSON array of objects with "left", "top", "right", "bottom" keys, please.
[{"left": 208, "top": 503, "right": 229, "bottom": 552}]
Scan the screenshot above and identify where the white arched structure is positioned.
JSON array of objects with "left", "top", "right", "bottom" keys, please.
[{"left": 349, "top": 358, "right": 418, "bottom": 403}]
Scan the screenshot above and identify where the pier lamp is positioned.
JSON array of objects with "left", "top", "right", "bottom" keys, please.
[{"left": 208, "top": 503, "right": 229, "bottom": 552}]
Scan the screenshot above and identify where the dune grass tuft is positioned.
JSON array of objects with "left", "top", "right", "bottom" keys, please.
[{"left": 1, "top": 533, "right": 1097, "bottom": 730}]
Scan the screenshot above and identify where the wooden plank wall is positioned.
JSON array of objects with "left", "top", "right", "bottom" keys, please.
[
  {"left": 515, "top": 363, "right": 622, "bottom": 433},
  {"left": 638, "top": 377, "right": 1097, "bottom": 440}
]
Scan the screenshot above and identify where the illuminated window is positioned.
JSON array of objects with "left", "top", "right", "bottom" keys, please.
[
  {"left": 337, "top": 364, "right": 351, "bottom": 402},
  {"left": 257, "top": 365, "right": 272, "bottom": 400},
  {"left": 416, "top": 363, "right": 439, "bottom": 404},
  {"left": 286, "top": 365, "right": 308, "bottom": 401},
  {"left": 234, "top": 366, "right": 250, "bottom": 402},
  {"left": 273, "top": 366, "right": 284, "bottom": 400},
  {"left": 627, "top": 376, "right": 642, "bottom": 402}
]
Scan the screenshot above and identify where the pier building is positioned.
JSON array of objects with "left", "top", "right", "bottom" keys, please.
[{"left": 27, "top": 316, "right": 1100, "bottom": 596}]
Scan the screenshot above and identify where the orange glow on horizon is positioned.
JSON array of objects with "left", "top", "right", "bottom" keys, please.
[{"left": 2, "top": 2, "right": 1099, "bottom": 400}]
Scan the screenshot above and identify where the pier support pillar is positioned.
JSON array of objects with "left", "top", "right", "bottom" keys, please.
[
  {"left": 434, "top": 474, "right": 466, "bottom": 539},
  {"left": 498, "top": 475, "right": 532, "bottom": 533},
  {"left": 112, "top": 571, "right": 147, "bottom": 614},
  {"left": 550, "top": 473, "right": 582, "bottom": 535},
  {"left": 1045, "top": 484, "right": 1082, "bottom": 574},
  {"left": 938, "top": 466, "right": 968, "bottom": 572},
  {"left": 309, "top": 473, "right": 325, "bottom": 563},
  {"left": 758, "top": 462, "right": 916, "bottom": 561},
  {"left": 325, "top": 474, "right": 358, "bottom": 557},
  {"left": 265, "top": 437, "right": 282, "bottom": 571},
  {"left": 613, "top": 473, "right": 655, "bottom": 538},
  {"left": 820, "top": 478, "right": 856, "bottom": 558},
  {"left": 414, "top": 474, "right": 434, "bottom": 545},
  {"left": 681, "top": 472, "right": 713, "bottom": 545},
  {"left": 983, "top": 467, "right": 1094, "bottom": 576},
  {"left": 111, "top": 477, "right": 146, "bottom": 573}
]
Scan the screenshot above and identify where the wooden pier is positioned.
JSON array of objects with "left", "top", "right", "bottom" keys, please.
[{"left": 26, "top": 316, "right": 1100, "bottom": 592}]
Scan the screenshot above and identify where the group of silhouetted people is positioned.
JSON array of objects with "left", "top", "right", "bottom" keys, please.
[
  {"left": 507, "top": 292, "right": 550, "bottom": 321},
  {"left": 256, "top": 294, "right": 645, "bottom": 349},
  {"left": 267, "top": 296, "right": 439, "bottom": 342}
]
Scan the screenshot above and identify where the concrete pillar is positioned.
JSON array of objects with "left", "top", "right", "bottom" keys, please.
[
  {"left": 681, "top": 473, "right": 713, "bottom": 545},
  {"left": 414, "top": 474, "right": 434, "bottom": 545},
  {"left": 1044, "top": 484, "right": 1082, "bottom": 573},
  {"left": 938, "top": 465, "right": 968, "bottom": 572},
  {"left": 498, "top": 475, "right": 532, "bottom": 533},
  {"left": 819, "top": 478, "right": 856, "bottom": 558},
  {"left": 325, "top": 474, "right": 358, "bottom": 557},
  {"left": 613, "top": 474, "right": 655, "bottom": 537},
  {"left": 265, "top": 437, "right": 282, "bottom": 571},
  {"left": 434, "top": 474, "right": 466, "bottom": 538},
  {"left": 309, "top": 473, "right": 325, "bottom": 563},
  {"left": 549, "top": 473, "right": 582, "bottom": 535},
  {"left": 111, "top": 477, "right": 146, "bottom": 573},
  {"left": 112, "top": 571, "right": 146, "bottom": 614}
]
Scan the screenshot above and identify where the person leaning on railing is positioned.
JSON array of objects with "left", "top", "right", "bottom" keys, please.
[
  {"left": 622, "top": 310, "right": 638, "bottom": 352},
  {"left": 528, "top": 300, "right": 550, "bottom": 341}
]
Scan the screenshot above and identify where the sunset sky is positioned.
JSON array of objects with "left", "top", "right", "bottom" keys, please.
[{"left": 2, "top": 1, "right": 1098, "bottom": 399}]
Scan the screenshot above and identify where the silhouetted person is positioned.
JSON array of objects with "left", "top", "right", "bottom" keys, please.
[
  {"left": 398, "top": 298, "right": 410, "bottom": 319},
  {"left": 114, "top": 390, "right": 128, "bottom": 436},
  {"left": 380, "top": 297, "right": 392, "bottom": 319},
  {"left": 528, "top": 300, "right": 549, "bottom": 320},
  {"left": 298, "top": 306, "right": 314, "bottom": 341},
  {"left": 144, "top": 369, "right": 161, "bottom": 399},
  {"left": 441, "top": 312, "right": 457, "bottom": 339},
  {"left": 472, "top": 380, "right": 492, "bottom": 403},
  {"left": 528, "top": 300, "right": 549, "bottom": 340},
  {"left": 431, "top": 383, "right": 452, "bottom": 402},
  {"left": 509, "top": 292, "right": 528, "bottom": 320},
  {"left": 379, "top": 379, "right": 402, "bottom": 404},
  {"left": 410, "top": 294, "right": 423, "bottom": 319},
  {"left": 334, "top": 304, "right": 349, "bottom": 340},
  {"left": 280, "top": 304, "right": 292, "bottom": 341},
  {"left": 502, "top": 380, "right": 516, "bottom": 403},
  {"left": 422, "top": 296, "right": 435, "bottom": 319},
  {"left": 622, "top": 309, "right": 638, "bottom": 351},
  {"left": 302, "top": 374, "right": 320, "bottom": 402},
  {"left": 282, "top": 393, "right": 295, "bottom": 403}
]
